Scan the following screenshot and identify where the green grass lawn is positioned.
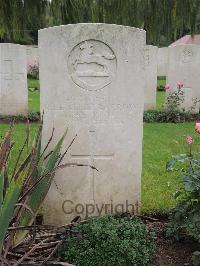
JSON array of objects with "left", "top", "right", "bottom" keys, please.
[
  {"left": 28, "top": 90, "right": 40, "bottom": 113},
  {"left": 28, "top": 79, "right": 40, "bottom": 90},
  {"left": 0, "top": 122, "right": 195, "bottom": 215},
  {"left": 142, "top": 122, "right": 195, "bottom": 214},
  {"left": 156, "top": 91, "right": 165, "bottom": 109},
  {"left": 28, "top": 79, "right": 40, "bottom": 113},
  {"left": 156, "top": 77, "right": 166, "bottom": 109}
]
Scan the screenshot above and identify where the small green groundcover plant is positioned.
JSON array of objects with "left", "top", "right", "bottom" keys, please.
[{"left": 58, "top": 215, "right": 155, "bottom": 266}]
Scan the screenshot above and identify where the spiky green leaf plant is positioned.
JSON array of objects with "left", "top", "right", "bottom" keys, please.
[
  {"left": 14, "top": 128, "right": 68, "bottom": 245},
  {"left": 0, "top": 124, "right": 93, "bottom": 265},
  {"left": 0, "top": 124, "right": 68, "bottom": 261}
]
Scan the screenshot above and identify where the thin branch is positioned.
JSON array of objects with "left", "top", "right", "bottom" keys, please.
[{"left": 13, "top": 239, "right": 49, "bottom": 266}]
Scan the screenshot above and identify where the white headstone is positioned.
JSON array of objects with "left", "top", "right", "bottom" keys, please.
[
  {"left": 0, "top": 43, "right": 28, "bottom": 115},
  {"left": 39, "top": 24, "right": 145, "bottom": 225},
  {"left": 144, "top": 45, "right": 158, "bottom": 110},
  {"left": 157, "top": 47, "right": 168, "bottom": 76},
  {"left": 180, "top": 87, "right": 197, "bottom": 112},
  {"left": 167, "top": 44, "right": 200, "bottom": 108},
  {"left": 26, "top": 45, "right": 39, "bottom": 68}
]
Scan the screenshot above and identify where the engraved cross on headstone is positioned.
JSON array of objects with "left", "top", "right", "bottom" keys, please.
[{"left": 71, "top": 130, "right": 114, "bottom": 201}]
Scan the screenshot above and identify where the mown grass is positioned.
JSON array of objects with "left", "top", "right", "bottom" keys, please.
[
  {"left": 28, "top": 79, "right": 40, "bottom": 113},
  {"left": 0, "top": 122, "right": 195, "bottom": 215},
  {"left": 28, "top": 90, "right": 40, "bottom": 113},
  {"left": 142, "top": 122, "right": 195, "bottom": 214},
  {"left": 156, "top": 77, "right": 166, "bottom": 109},
  {"left": 156, "top": 91, "right": 165, "bottom": 109},
  {"left": 28, "top": 79, "right": 40, "bottom": 90}
]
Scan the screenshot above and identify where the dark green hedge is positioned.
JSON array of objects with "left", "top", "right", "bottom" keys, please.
[
  {"left": 1, "top": 110, "right": 200, "bottom": 124},
  {"left": 144, "top": 109, "right": 200, "bottom": 123}
]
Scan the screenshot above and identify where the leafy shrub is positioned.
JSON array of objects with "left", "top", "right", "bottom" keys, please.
[
  {"left": 27, "top": 63, "right": 39, "bottom": 79},
  {"left": 157, "top": 84, "right": 165, "bottom": 91},
  {"left": 165, "top": 81, "right": 199, "bottom": 113},
  {"left": 166, "top": 126, "right": 200, "bottom": 242},
  {"left": 165, "top": 85, "right": 184, "bottom": 111},
  {"left": 28, "top": 111, "right": 40, "bottom": 121},
  {"left": 58, "top": 215, "right": 155, "bottom": 266},
  {"left": 0, "top": 112, "right": 40, "bottom": 122},
  {"left": 143, "top": 109, "right": 200, "bottom": 123}
]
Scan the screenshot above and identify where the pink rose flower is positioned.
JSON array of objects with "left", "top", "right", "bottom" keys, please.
[
  {"left": 195, "top": 123, "right": 200, "bottom": 134},
  {"left": 177, "top": 81, "right": 184, "bottom": 89},
  {"left": 186, "top": 135, "right": 193, "bottom": 145},
  {"left": 165, "top": 84, "right": 170, "bottom": 90}
]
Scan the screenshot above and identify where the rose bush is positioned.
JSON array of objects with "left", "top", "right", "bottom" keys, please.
[
  {"left": 166, "top": 123, "right": 200, "bottom": 242},
  {"left": 27, "top": 63, "right": 39, "bottom": 80},
  {"left": 165, "top": 81, "right": 185, "bottom": 111}
]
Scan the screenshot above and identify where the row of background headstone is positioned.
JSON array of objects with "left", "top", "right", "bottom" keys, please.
[
  {"left": 158, "top": 44, "right": 200, "bottom": 112},
  {"left": 0, "top": 43, "right": 28, "bottom": 115},
  {"left": 0, "top": 44, "right": 38, "bottom": 116},
  {"left": 146, "top": 44, "right": 200, "bottom": 111},
  {"left": 1, "top": 36, "right": 200, "bottom": 116}
]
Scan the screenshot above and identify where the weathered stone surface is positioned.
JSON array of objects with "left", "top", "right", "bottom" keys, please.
[
  {"left": 157, "top": 47, "right": 168, "bottom": 76},
  {"left": 144, "top": 45, "right": 158, "bottom": 110},
  {"left": 167, "top": 44, "right": 200, "bottom": 110},
  {"left": 180, "top": 87, "right": 196, "bottom": 112},
  {"left": 0, "top": 43, "right": 28, "bottom": 115},
  {"left": 39, "top": 23, "right": 145, "bottom": 225}
]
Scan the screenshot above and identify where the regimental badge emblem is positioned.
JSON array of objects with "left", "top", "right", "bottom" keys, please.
[
  {"left": 181, "top": 48, "right": 194, "bottom": 63},
  {"left": 68, "top": 40, "right": 117, "bottom": 91}
]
